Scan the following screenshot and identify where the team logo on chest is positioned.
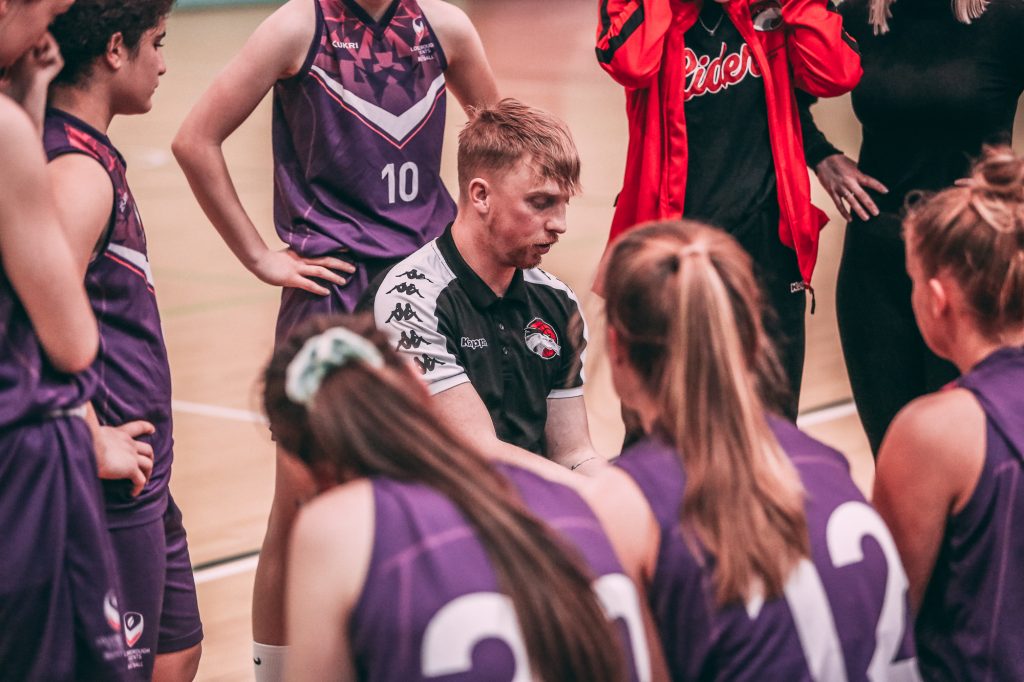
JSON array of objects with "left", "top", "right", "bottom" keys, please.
[
  {"left": 683, "top": 42, "right": 762, "bottom": 101},
  {"left": 123, "top": 612, "right": 145, "bottom": 648},
  {"left": 524, "top": 318, "right": 561, "bottom": 360}
]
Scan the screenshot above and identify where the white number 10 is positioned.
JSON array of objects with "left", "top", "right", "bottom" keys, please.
[{"left": 382, "top": 162, "right": 419, "bottom": 204}]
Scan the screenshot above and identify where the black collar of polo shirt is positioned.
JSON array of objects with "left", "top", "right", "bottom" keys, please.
[{"left": 437, "top": 224, "right": 529, "bottom": 310}]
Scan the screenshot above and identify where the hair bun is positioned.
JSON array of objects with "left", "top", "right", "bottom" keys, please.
[{"left": 970, "top": 146, "right": 1024, "bottom": 200}]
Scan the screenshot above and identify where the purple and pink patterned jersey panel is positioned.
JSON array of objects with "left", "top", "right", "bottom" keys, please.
[
  {"left": 917, "top": 347, "right": 1024, "bottom": 680},
  {"left": 348, "top": 465, "right": 651, "bottom": 681},
  {"left": 616, "top": 417, "right": 918, "bottom": 681},
  {"left": 44, "top": 108, "right": 173, "bottom": 527},
  {"left": 272, "top": 0, "right": 455, "bottom": 263}
]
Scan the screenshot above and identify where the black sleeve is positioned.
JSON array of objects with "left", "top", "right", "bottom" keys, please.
[{"left": 796, "top": 89, "right": 842, "bottom": 169}]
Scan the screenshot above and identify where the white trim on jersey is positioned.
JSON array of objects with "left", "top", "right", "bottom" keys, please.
[
  {"left": 522, "top": 268, "right": 588, "bottom": 397},
  {"left": 310, "top": 66, "right": 447, "bottom": 143},
  {"left": 107, "top": 244, "right": 155, "bottom": 288},
  {"left": 374, "top": 242, "right": 468, "bottom": 395}
]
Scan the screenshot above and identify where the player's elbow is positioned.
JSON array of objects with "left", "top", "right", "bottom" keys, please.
[{"left": 47, "top": 331, "right": 98, "bottom": 374}]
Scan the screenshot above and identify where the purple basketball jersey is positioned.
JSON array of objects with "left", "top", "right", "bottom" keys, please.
[
  {"left": 44, "top": 109, "right": 173, "bottom": 527},
  {"left": 616, "top": 417, "right": 918, "bottom": 681},
  {"left": 272, "top": 0, "right": 455, "bottom": 264},
  {"left": 349, "top": 465, "right": 652, "bottom": 681},
  {"left": 915, "top": 347, "right": 1024, "bottom": 680},
  {"left": 0, "top": 274, "right": 94, "bottom": 427}
]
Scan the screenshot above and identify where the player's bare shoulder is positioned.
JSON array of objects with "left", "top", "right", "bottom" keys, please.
[
  {"left": 418, "top": 0, "right": 477, "bottom": 56},
  {"left": 252, "top": 0, "right": 319, "bottom": 80},
  {"left": 0, "top": 95, "right": 40, "bottom": 155}
]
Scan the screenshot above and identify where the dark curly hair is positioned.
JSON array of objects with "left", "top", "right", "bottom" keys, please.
[{"left": 50, "top": 0, "right": 175, "bottom": 86}]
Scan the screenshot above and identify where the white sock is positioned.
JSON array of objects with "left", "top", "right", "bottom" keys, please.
[{"left": 253, "top": 642, "right": 288, "bottom": 682}]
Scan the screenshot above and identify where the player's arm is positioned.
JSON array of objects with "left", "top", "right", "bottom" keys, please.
[
  {"left": 782, "top": 0, "right": 862, "bottom": 97},
  {"left": 419, "top": 0, "right": 499, "bottom": 111},
  {"left": 0, "top": 33, "right": 64, "bottom": 132},
  {"left": 582, "top": 466, "right": 670, "bottom": 682},
  {"left": 285, "top": 480, "right": 374, "bottom": 681},
  {"left": 171, "top": 0, "right": 354, "bottom": 295},
  {"left": 873, "top": 389, "right": 986, "bottom": 611},
  {"left": 0, "top": 98, "right": 97, "bottom": 372},
  {"left": 47, "top": 153, "right": 115, "bottom": 278},
  {"left": 595, "top": 0, "right": 675, "bottom": 89}
]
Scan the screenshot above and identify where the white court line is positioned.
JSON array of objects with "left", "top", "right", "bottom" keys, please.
[
  {"left": 796, "top": 400, "right": 857, "bottom": 428},
  {"left": 172, "top": 399, "right": 266, "bottom": 425},
  {"left": 194, "top": 554, "right": 260, "bottom": 585}
]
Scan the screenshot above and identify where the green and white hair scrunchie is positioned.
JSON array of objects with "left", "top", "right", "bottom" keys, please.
[{"left": 285, "top": 327, "right": 385, "bottom": 405}]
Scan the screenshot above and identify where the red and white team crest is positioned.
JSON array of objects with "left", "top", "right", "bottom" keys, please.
[
  {"left": 524, "top": 318, "right": 561, "bottom": 360},
  {"left": 104, "top": 590, "right": 121, "bottom": 632},
  {"left": 123, "top": 612, "right": 145, "bottom": 648}
]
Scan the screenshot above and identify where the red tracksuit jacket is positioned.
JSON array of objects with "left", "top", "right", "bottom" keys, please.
[{"left": 596, "top": 0, "right": 861, "bottom": 285}]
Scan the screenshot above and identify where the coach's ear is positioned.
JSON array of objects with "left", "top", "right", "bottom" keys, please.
[{"left": 468, "top": 176, "right": 490, "bottom": 215}]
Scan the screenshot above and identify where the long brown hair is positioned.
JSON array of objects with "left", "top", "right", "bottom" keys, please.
[
  {"left": 904, "top": 145, "right": 1024, "bottom": 340},
  {"left": 264, "top": 315, "right": 625, "bottom": 681},
  {"left": 605, "top": 220, "right": 810, "bottom": 606}
]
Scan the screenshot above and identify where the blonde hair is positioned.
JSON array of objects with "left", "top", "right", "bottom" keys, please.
[
  {"left": 605, "top": 221, "right": 810, "bottom": 605},
  {"left": 457, "top": 98, "right": 580, "bottom": 197},
  {"left": 904, "top": 145, "right": 1024, "bottom": 339},
  {"left": 869, "top": 0, "right": 990, "bottom": 34}
]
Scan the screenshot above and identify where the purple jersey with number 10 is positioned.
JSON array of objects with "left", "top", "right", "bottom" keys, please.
[
  {"left": 43, "top": 109, "right": 174, "bottom": 527},
  {"left": 272, "top": 0, "right": 455, "bottom": 263},
  {"left": 916, "top": 346, "right": 1024, "bottom": 680},
  {"left": 348, "top": 464, "right": 652, "bottom": 682},
  {"left": 616, "top": 417, "right": 918, "bottom": 681}
]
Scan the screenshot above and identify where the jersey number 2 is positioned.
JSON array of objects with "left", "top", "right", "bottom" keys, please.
[
  {"left": 382, "top": 162, "right": 419, "bottom": 204},
  {"left": 782, "top": 501, "right": 920, "bottom": 681},
  {"left": 420, "top": 573, "right": 651, "bottom": 681}
]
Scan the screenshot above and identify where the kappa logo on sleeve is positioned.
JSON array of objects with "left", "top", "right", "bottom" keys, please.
[{"left": 524, "top": 318, "right": 561, "bottom": 360}]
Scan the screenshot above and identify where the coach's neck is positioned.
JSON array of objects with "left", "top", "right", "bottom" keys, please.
[{"left": 451, "top": 215, "right": 515, "bottom": 298}]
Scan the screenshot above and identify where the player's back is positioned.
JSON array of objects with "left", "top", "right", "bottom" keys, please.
[
  {"left": 616, "top": 417, "right": 918, "bottom": 681},
  {"left": 917, "top": 347, "right": 1024, "bottom": 680},
  {"left": 349, "top": 464, "right": 651, "bottom": 681},
  {"left": 272, "top": 0, "right": 455, "bottom": 262}
]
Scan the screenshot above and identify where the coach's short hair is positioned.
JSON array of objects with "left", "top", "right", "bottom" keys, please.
[{"left": 457, "top": 98, "right": 580, "bottom": 197}]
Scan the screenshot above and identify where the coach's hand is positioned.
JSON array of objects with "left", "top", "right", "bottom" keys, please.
[
  {"left": 96, "top": 421, "right": 156, "bottom": 497},
  {"left": 814, "top": 153, "right": 888, "bottom": 222},
  {"left": 252, "top": 247, "right": 356, "bottom": 295}
]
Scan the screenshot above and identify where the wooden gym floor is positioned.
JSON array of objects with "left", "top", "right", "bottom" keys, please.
[{"left": 102, "top": 1, "right": 1022, "bottom": 679}]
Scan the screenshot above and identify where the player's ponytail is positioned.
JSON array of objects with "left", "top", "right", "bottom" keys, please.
[
  {"left": 264, "top": 315, "right": 626, "bottom": 681},
  {"left": 904, "top": 145, "right": 1024, "bottom": 339},
  {"left": 605, "top": 220, "right": 809, "bottom": 606}
]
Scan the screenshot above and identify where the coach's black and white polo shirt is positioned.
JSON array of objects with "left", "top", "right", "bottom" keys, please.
[{"left": 365, "top": 225, "right": 587, "bottom": 456}]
